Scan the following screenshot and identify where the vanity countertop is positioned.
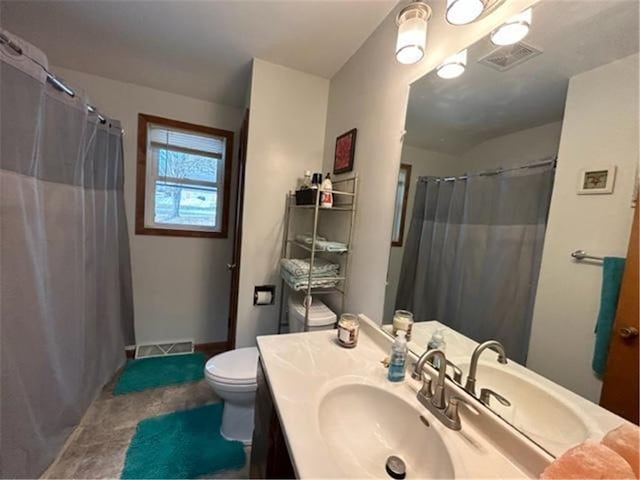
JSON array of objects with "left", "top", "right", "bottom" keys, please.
[
  {"left": 257, "top": 320, "right": 552, "bottom": 479},
  {"left": 390, "top": 321, "right": 631, "bottom": 455}
]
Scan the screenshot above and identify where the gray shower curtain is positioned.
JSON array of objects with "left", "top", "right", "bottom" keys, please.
[
  {"left": 396, "top": 163, "right": 554, "bottom": 363},
  {"left": 0, "top": 31, "right": 135, "bottom": 478}
]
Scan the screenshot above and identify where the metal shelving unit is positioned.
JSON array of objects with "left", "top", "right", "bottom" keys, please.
[{"left": 278, "top": 176, "right": 358, "bottom": 333}]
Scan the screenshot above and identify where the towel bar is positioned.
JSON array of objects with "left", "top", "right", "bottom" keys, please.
[{"left": 571, "top": 250, "right": 604, "bottom": 261}]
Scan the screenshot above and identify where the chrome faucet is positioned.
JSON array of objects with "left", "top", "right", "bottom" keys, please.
[
  {"left": 412, "top": 349, "right": 477, "bottom": 430},
  {"left": 411, "top": 349, "right": 447, "bottom": 408},
  {"left": 464, "top": 340, "right": 508, "bottom": 395}
]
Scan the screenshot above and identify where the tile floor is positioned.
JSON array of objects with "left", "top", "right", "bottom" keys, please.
[{"left": 43, "top": 372, "right": 251, "bottom": 479}]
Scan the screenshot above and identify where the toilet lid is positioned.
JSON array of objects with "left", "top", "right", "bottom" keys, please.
[{"left": 205, "top": 346, "right": 259, "bottom": 384}]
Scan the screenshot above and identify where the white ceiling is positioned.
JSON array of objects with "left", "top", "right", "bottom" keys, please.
[
  {"left": 405, "top": 0, "right": 640, "bottom": 154},
  {"left": 1, "top": 0, "right": 397, "bottom": 108}
]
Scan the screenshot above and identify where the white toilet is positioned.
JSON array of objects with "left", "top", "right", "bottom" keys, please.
[
  {"left": 204, "top": 300, "right": 335, "bottom": 445},
  {"left": 204, "top": 346, "right": 259, "bottom": 445}
]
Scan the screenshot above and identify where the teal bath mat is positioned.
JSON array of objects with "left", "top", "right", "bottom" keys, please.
[
  {"left": 122, "top": 403, "right": 245, "bottom": 479},
  {"left": 114, "top": 352, "right": 206, "bottom": 395}
]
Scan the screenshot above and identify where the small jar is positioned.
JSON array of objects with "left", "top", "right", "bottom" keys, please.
[
  {"left": 392, "top": 310, "right": 414, "bottom": 341},
  {"left": 337, "top": 313, "right": 359, "bottom": 348}
]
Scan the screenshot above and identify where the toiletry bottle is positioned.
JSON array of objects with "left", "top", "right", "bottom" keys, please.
[
  {"left": 320, "top": 173, "right": 333, "bottom": 208},
  {"left": 311, "top": 172, "right": 322, "bottom": 189},
  {"left": 427, "top": 329, "right": 446, "bottom": 369},
  {"left": 388, "top": 330, "right": 408, "bottom": 382},
  {"left": 303, "top": 170, "right": 312, "bottom": 188}
]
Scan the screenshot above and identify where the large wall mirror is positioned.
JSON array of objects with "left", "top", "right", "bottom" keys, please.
[{"left": 382, "top": 0, "right": 639, "bottom": 457}]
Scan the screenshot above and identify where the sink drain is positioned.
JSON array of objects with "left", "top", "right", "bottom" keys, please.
[{"left": 385, "top": 455, "right": 406, "bottom": 479}]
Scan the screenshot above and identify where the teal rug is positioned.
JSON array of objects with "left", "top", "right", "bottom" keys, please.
[
  {"left": 114, "top": 352, "right": 206, "bottom": 395},
  {"left": 122, "top": 403, "right": 245, "bottom": 479}
]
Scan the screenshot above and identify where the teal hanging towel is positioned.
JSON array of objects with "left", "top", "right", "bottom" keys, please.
[{"left": 592, "top": 257, "right": 626, "bottom": 376}]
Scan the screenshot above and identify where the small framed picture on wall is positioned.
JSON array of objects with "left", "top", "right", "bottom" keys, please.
[
  {"left": 577, "top": 166, "right": 616, "bottom": 194},
  {"left": 333, "top": 128, "right": 357, "bottom": 174}
]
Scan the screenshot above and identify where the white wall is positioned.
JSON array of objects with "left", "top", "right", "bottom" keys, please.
[
  {"left": 321, "top": 0, "right": 538, "bottom": 324},
  {"left": 53, "top": 67, "right": 243, "bottom": 345},
  {"left": 235, "top": 59, "right": 329, "bottom": 347},
  {"left": 383, "top": 145, "right": 460, "bottom": 323},
  {"left": 527, "top": 53, "right": 639, "bottom": 402},
  {"left": 459, "top": 122, "right": 563, "bottom": 171}
]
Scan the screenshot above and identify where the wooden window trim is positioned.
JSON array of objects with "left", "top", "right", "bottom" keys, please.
[
  {"left": 392, "top": 163, "right": 412, "bottom": 247},
  {"left": 136, "top": 113, "right": 234, "bottom": 238}
]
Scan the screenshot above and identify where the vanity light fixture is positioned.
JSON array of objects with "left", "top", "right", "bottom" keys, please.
[
  {"left": 445, "top": 0, "right": 486, "bottom": 26},
  {"left": 436, "top": 49, "right": 468, "bottom": 79},
  {"left": 395, "top": 0, "right": 432, "bottom": 65},
  {"left": 490, "top": 8, "right": 532, "bottom": 46}
]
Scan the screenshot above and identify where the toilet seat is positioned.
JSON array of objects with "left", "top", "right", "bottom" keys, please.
[{"left": 205, "top": 346, "right": 259, "bottom": 386}]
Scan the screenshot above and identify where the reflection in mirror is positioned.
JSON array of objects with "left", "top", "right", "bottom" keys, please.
[
  {"left": 391, "top": 164, "right": 412, "bottom": 246},
  {"left": 383, "top": 0, "right": 639, "bottom": 457}
]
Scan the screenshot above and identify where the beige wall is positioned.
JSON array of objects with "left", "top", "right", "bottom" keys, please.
[
  {"left": 459, "top": 121, "right": 563, "bottom": 171},
  {"left": 321, "top": 0, "right": 538, "bottom": 323},
  {"left": 54, "top": 66, "right": 243, "bottom": 346},
  {"left": 527, "top": 53, "right": 639, "bottom": 402},
  {"left": 235, "top": 59, "right": 329, "bottom": 347}
]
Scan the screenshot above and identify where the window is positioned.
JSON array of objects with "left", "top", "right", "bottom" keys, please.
[
  {"left": 136, "top": 114, "right": 234, "bottom": 238},
  {"left": 391, "top": 163, "right": 412, "bottom": 246}
]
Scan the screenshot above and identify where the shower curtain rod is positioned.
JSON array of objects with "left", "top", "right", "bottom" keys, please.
[
  {"left": 419, "top": 157, "right": 557, "bottom": 183},
  {"left": 0, "top": 32, "right": 115, "bottom": 130}
]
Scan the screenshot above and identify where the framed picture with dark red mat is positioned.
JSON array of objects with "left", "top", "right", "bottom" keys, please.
[{"left": 333, "top": 128, "right": 357, "bottom": 174}]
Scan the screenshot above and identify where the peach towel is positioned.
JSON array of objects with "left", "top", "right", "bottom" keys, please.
[
  {"left": 540, "top": 440, "right": 635, "bottom": 479},
  {"left": 602, "top": 424, "right": 640, "bottom": 478}
]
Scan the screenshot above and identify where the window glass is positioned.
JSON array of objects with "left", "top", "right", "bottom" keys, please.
[{"left": 136, "top": 114, "right": 233, "bottom": 237}]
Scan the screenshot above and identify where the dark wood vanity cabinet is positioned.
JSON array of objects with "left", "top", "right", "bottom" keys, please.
[{"left": 250, "top": 358, "right": 296, "bottom": 479}]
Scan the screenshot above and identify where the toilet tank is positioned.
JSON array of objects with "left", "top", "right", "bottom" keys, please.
[{"left": 287, "top": 295, "right": 337, "bottom": 333}]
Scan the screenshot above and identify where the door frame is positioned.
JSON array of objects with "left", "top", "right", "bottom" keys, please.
[{"left": 226, "top": 109, "right": 249, "bottom": 350}]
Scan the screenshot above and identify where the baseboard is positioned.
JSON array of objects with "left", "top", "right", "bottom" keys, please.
[{"left": 125, "top": 341, "right": 229, "bottom": 359}]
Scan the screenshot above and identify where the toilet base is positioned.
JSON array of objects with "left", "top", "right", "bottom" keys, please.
[{"left": 220, "top": 402, "right": 255, "bottom": 446}]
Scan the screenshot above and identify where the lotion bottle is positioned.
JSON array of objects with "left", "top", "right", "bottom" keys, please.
[{"left": 320, "top": 173, "right": 333, "bottom": 208}]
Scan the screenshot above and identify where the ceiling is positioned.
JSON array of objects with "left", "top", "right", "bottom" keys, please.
[
  {"left": 405, "top": 0, "right": 640, "bottom": 155},
  {"left": 1, "top": 0, "right": 396, "bottom": 108}
]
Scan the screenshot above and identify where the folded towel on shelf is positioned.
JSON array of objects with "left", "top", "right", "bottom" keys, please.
[
  {"left": 280, "top": 269, "right": 340, "bottom": 291},
  {"left": 592, "top": 256, "right": 626, "bottom": 376},
  {"left": 315, "top": 240, "right": 348, "bottom": 252},
  {"left": 280, "top": 258, "right": 339, "bottom": 278},
  {"left": 294, "top": 234, "right": 347, "bottom": 252},
  {"left": 540, "top": 440, "right": 635, "bottom": 480},
  {"left": 295, "top": 234, "right": 326, "bottom": 245},
  {"left": 602, "top": 424, "right": 640, "bottom": 478}
]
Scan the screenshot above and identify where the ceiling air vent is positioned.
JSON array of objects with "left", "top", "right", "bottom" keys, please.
[{"left": 478, "top": 41, "right": 542, "bottom": 72}]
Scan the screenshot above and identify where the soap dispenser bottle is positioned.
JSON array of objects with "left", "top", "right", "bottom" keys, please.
[
  {"left": 388, "top": 330, "right": 408, "bottom": 382},
  {"left": 427, "top": 329, "right": 446, "bottom": 369}
]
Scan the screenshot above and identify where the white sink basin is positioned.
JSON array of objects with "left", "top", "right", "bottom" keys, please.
[
  {"left": 318, "top": 382, "right": 455, "bottom": 479},
  {"left": 457, "top": 362, "right": 592, "bottom": 456}
]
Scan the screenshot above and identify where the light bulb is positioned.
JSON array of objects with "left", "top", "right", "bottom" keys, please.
[
  {"left": 446, "top": 0, "right": 486, "bottom": 26},
  {"left": 436, "top": 49, "right": 467, "bottom": 79},
  {"left": 396, "top": 2, "right": 431, "bottom": 65},
  {"left": 490, "top": 8, "right": 532, "bottom": 46}
]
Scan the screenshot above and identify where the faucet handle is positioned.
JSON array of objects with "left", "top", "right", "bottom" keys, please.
[
  {"left": 443, "top": 396, "right": 480, "bottom": 430},
  {"left": 445, "top": 360, "right": 463, "bottom": 384},
  {"left": 479, "top": 388, "right": 511, "bottom": 407},
  {"left": 418, "top": 373, "right": 433, "bottom": 399}
]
